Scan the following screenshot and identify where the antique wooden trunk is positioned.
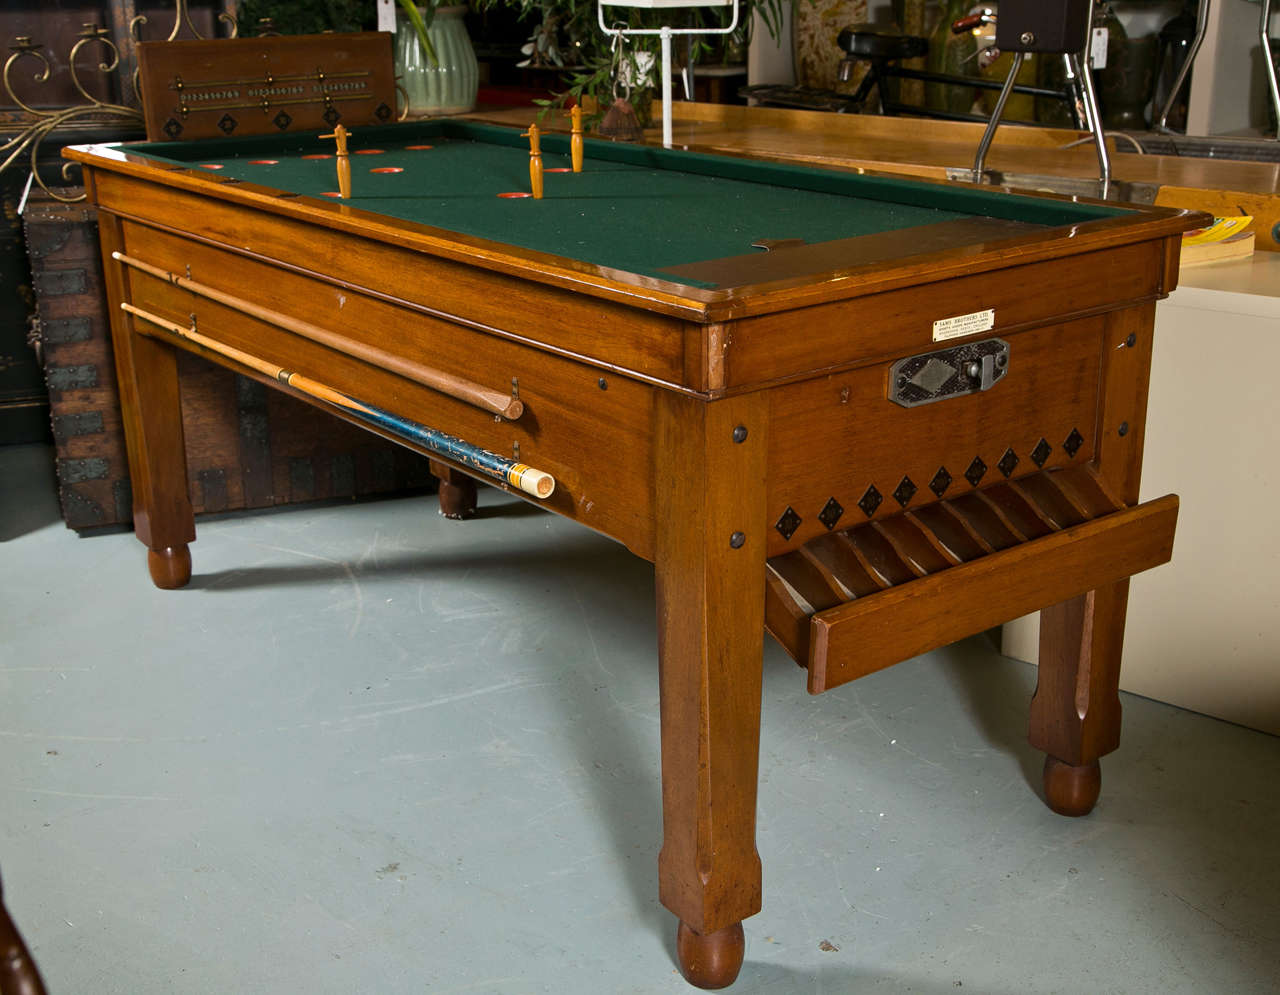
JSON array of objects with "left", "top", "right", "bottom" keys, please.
[{"left": 25, "top": 192, "right": 433, "bottom": 531}]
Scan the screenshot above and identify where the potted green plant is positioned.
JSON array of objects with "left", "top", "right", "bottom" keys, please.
[
  {"left": 504, "top": 0, "right": 792, "bottom": 128},
  {"left": 233, "top": 0, "right": 790, "bottom": 127},
  {"left": 234, "top": 0, "right": 430, "bottom": 52}
]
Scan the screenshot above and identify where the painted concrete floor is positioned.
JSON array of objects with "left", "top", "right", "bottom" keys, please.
[{"left": 2, "top": 443, "right": 1278, "bottom": 995}]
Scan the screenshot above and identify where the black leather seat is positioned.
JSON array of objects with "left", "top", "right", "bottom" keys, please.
[{"left": 836, "top": 28, "right": 929, "bottom": 61}]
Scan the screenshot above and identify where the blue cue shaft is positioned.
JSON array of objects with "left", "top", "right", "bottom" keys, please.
[{"left": 121, "top": 303, "right": 555, "bottom": 500}]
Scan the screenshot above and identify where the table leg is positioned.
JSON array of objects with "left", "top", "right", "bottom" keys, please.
[
  {"left": 1028, "top": 305, "right": 1154, "bottom": 816},
  {"left": 1028, "top": 579, "right": 1129, "bottom": 816},
  {"left": 428, "top": 459, "right": 478, "bottom": 520},
  {"left": 98, "top": 214, "right": 195, "bottom": 589},
  {"left": 0, "top": 871, "right": 48, "bottom": 995},
  {"left": 654, "top": 391, "right": 767, "bottom": 989}
]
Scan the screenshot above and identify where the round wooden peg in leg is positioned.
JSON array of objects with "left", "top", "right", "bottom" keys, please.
[
  {"left": 147, "top": 544, "right": 192, "bottom": 589},
  {"left": 676, "top": 920, "right": 745, "bottom": 990},
  {"left": 1043, "top": 755, "right": 1102, "bottom": 817}
]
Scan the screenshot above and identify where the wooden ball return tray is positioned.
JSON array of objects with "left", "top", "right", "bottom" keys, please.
[{"left": 768, "top": 461, "right": 1177, "bottom": 705}]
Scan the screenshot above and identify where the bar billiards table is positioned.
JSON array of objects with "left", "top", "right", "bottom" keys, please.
[{"left": 66, "top": 120, "right": 1202, "bottom": 989}]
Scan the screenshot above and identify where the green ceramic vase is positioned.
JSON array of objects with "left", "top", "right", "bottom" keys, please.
[{"left": 397, "top": 6, "right": 479, "bottom": 117}]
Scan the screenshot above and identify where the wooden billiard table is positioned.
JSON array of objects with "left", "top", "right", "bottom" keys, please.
[{"left": 66, "top": 119, "right": 1202, "bottom": 989}]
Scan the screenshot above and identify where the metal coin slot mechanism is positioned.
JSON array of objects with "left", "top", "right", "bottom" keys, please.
[{"left": 888, "top": 338, "right": 1010, "bottom": 408}]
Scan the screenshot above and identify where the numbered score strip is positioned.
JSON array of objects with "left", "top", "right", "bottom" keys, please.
[{"left": 933, "top": 308, "right": 995, "bottom": 342}]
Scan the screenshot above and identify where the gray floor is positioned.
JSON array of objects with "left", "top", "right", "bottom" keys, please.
[{"left": 2, "top": 443, "right": 1278, "bottom": 995}]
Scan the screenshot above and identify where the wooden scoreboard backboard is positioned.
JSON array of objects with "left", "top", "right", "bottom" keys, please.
[{"left": 136, "top": 32, "right": 398, "bottom": 142}]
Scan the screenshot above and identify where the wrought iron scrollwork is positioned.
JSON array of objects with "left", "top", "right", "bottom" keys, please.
[
  {"left": 3, "top": 1, "right": 238, "bottom": 202},
  {"left": 130, "top": 1, "right": 239, "bottom": 43}
]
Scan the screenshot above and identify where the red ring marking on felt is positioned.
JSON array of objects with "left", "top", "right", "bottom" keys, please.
[
  {"left": 370, "top": 166, "right": 404, "bottom": 174},
  {"left": 354, "top": 149, "right": 386, "bottom": 155},
  {"left": 405, "top": 144, "right": 434, "bottom": 150},
  {"left": 545, "top": 167, "right": 572, "bottom": 173},
  {"left": 198, "top": 163, "right": 224, "bottom": 169},
  {"left": 301, "top": 153, "right": 332, "bottom": 160},
  {"left": 248, "top": 159, "right": 279, "bottom": 165},
  {"left": 498, "top": 192, "right": 532, "bottom": 199}
]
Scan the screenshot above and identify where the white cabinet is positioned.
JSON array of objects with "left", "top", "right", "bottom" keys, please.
[
  {"left": 1002, "top": 254, "right": 1280, "bottom": 736},
  {"left": 1185, "top": 0, "right": 1278, "bottom": 134}
]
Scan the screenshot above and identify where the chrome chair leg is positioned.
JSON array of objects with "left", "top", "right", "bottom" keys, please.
[
  {"left": 971, "top": 51, "right": 1026, "bottom": 182},
  {"left": 1155, "top": 0, "right": 1211, "bottom": 133},
  {"left": 1260, "top": 0, "right": 1279, "bottom": 140}
]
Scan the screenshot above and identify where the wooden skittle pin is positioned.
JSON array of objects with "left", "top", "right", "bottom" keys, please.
[
  {"left": 320, "top": 123, "right": 352, "bottom": 198},
  {"left": 521, "top": 122, "right": 543, "bottom": 199},
  {"left": 570, "top": 105, "right": 584, "bottom": 173}
]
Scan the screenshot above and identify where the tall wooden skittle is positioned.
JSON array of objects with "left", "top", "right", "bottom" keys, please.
[
  {"left": 320, "top": 124, "right": 353, "bottom": 199},
  {"left": 522, "top": 123, "right": 544, "bottom": 199},
  {"left": 570, "top": 105, "right": 584, "bottom": 173}
]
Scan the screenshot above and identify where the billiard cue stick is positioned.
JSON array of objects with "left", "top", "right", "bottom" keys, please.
[
  {"left": 120, "top": 302, "right": 556, "bottom": 500},
  {"left": 111, "top": 252, "right": 523, "bottom": 421}
]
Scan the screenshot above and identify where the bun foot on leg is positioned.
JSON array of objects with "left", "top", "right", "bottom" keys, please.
[
  {"left": 147, "top": 545, "right": 191, "bottom": 589},
  {"left": 436, "top": 477, "right": 477, "bottom": 520},
  {"left": 676, "top": 920, "right": 745, "bottom": 990},
  {"left": 429, "top": 459, "right": 478, "bottom": 520},
  {"left": 1043, "top": 755, "right": 1101, "bottom": 817}
]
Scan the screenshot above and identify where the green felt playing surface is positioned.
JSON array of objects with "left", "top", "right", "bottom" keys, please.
[{"left": 127, "top": 121, "right": 1129, "bottom": 287}]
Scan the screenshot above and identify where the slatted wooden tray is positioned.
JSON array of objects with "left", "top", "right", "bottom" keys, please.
[{"left": 765, "top": 464, "right": 1179, "bottom": 693}]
